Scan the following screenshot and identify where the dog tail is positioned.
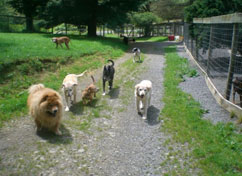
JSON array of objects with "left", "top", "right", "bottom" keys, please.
[
  {"left": 91, "top": 75, "right": 95, "bottom": 84},
  {"left": 28, "top": 84, "right": 45, "bottom": 94},
  {"left": 76, "top": 70, "right": 87, "bottom": 78},
  {"left": 108, "top": 59, "right": 114, "bottom": 66}
]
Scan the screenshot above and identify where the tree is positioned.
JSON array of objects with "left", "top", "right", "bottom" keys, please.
[
  {"left": 151, "top": 0, "right": 190, "bottom": 21},
  {"left": 41, "top": 0, "right": 149, "bottom": 36},
  {"left": 131, "top": 12, "right": 160, "bottom": 36},
  {"left": 8, "top": 0, "right": 48, "bottom": 32},
  {"left": 184, "top": 0, "right": 242, "bottom": 22}
]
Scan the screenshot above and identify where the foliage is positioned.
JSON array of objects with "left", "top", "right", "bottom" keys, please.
[
  {"left": 130, "top": 12, "right": 160, "bottom": 36},
  {"left": 8, "top": 0, "right": 49, "bottom": 31},
  {"left": 162, "top": 46, "right": 242, "bottom": 175},
  {"left": 40, "top": 0, "right": 149, "bottom": 36},
  {"left": 151, "top": 0, "right": 189, "bottom": 21},
  {"left": 185, "top": 0, "right": 242, "bottom": 22}
]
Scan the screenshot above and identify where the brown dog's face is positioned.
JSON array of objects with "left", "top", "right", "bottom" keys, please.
[
  {"left": 52, "top": 38, "right": 57, "bottom": 43},
  {"left": 40, "top": 93, "right": 61, "bottom": 117}
]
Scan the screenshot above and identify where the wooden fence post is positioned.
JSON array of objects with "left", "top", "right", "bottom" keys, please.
[
  {"left": 207, "top": 24, "right": 214, "bottom": 76},
  {"left": 225, "top": 23, "right": 239, "bottom": 100}
]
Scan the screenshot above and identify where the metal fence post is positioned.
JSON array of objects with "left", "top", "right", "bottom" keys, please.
[
  {"left": 225, "top": 23, "right": 239, "bottom": 100},
  {"left": 207, "top": 24, "right": 214, "bottom": 76}
]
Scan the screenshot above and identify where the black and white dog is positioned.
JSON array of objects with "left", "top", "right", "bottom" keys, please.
[
  {"left": 102, "top": 60, "right": 115, "bottom": 95},
  {"left": 132, "top": 47, "right": 141, "bottom": 63}
]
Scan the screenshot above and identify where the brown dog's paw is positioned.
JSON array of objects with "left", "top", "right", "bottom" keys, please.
[{"left": 55, "top": 129, "right": 62, "bottom": 135}]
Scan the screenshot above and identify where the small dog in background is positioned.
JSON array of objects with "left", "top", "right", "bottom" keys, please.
[
  {"left": 103, "top": 60, "right": 115, "bottom": 95},
  {"left": 62, "top": 71, "right": 87, "bottom": 111},
  {"left": 132, "top": 47, "right": 141, "bottom": 63},
  {"left": 135, "top": 80, "right": 152, "bottom": 120},
  {"left": 232, "top": 77, "right": 242, "bottom": 107},
  {"left": 27, "top": 84, "right": 63, "bottom": 135},
  {"left": 52, "top": 36, "right": 70, "bottom": 49},
  {"left": 82, "top": 75, "right": 99, "bottom": 104}
]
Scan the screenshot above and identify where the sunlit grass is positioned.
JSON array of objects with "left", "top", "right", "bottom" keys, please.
[{"left": 162, "top": 46, "right": 242, "bottom": 175}]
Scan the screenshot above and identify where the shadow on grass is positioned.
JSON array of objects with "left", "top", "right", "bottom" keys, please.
[
  {"left": 37, "top": 124, "right": 73, "bottom": 144},
  {"left": 147, "top": 105, "right": 160, "bottom": 126},
  {"left": 108, "top": 86, "right": 120, "bottom": 99}
]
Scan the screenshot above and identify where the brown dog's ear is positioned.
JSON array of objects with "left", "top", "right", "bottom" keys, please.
[{"left": 40, "top": 95, "right": 48, "bottom": 103}]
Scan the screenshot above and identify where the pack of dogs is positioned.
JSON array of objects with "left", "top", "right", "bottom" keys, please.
[{"left": 27, "top": 36, "right": 152, "bottom": 135}]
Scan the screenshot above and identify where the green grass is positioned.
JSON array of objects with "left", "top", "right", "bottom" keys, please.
[
  {"left": 0, "top": 33, "right": 128, "bottom": 127},
  {"left": 0, "top": 33, "right": 126, "bottom": 62},
  {"left": 136, "top": 36, "right": 168, "bottom": 42},
  {"left": 161, "top": 46, "right": 242, "bottom": 175}
]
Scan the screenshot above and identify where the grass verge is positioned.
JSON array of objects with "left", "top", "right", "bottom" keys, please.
[
  {"left": 136, "top": 36, "right": 168, "bottom": 42},
  {"left": 161, "top": 46, "right": 242, "bottom": 175},
  {"left": 0, "top": 33, "right": 128, "bottom": 127}
]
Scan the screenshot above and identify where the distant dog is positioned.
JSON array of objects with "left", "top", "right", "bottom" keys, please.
[
  {"left": 52, "top": 36, "right": 70, "bottom": 49},
  {"left": 27, "top": 84, "right": 63, "bottom": 135},
  {"left": 82, "top": 76, "right": 99, "bottom": 104},
  {"left": 232, "top": 77, "right": 242, "bottom": 107},
  {"left": 132, "top": 47, "right": 141, "bottom": 63},
  {"left": 62, "top": 71, "right": 86, "bottom": 111},
  {"left": 135, "top": 80, "right": 152, "bottom": 120},
  {"left": 102, "top": 60, "right": 115, "bottom": 95}
]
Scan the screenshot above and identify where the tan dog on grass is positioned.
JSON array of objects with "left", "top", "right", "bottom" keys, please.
[
  {"left": 27, "top": 84, "right": 63, "bottom": 135},
  {"left": 62, "top": 71, "right": 87, "bottom": 111},
  {"left": 52, "top": 36, "right": 70, "bottom": 49},
  {"left": 82, "top": 75, "right": 99, "bottom": 105}
]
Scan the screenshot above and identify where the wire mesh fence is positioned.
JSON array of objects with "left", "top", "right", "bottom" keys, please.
[{"left": 184, "top": 14, "right": 242, "bottom": 108}]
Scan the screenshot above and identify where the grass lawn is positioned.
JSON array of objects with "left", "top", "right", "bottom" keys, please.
[
  {"left": 161, "top": 46, "right": 242, "bottom": 175},
  {"left": 0, "top": 33, "right": 126, "bottom": 62},
  {"left": 0, "top": 33, "right": 128, "bottom": 127},
  {"left": 136, "top": 36, "right": 168, "bottom": 42}
]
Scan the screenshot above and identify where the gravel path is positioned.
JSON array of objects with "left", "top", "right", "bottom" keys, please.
[
  {"left": 177, "top": 44, "right": 239, "bottom": 125},
  {"left": 1, "top": 41, "right": 229, "bottom": 176},
  {"left": 83, "top": 42, "right": 167, "bottom": 175}
]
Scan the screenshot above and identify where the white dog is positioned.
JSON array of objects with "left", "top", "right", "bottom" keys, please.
[
  {"left": 62, "top": 70, "right": 86, "bottom": 111},
  {"left": 132, "top": 47, "right": 141, "bottom": 63},
  {"left": 135, "top": 80, "right": 152, "bottom": 119}
]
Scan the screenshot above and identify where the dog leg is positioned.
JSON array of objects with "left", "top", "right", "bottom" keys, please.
[
  {"left": 133, "top": 56, "right": 135, "bottom": 63},
  {"left": 102, "top": 79, "right": 106, "bottom": 95},
  {"left": 136, "top": 98, "right": 142, "bottom": 115},
  {"left": 35, "top": 119, "right": 42, "bottom": 131},
  {"left": 109, "top": 80, "right": 113, "bottom": 91},
  {"left": 64, "top": 92, "right": 70, "bottom": 111},
  {"left": 142, "top": 99, "right": 148, "bottom": 120},
  {"left": 73, "top": 85, "right": 77, "bottom": 104},
  {"left": 53, "top": 123, "right": 62, "bottom": 135},
  {"left": 65, "top": 42, "right": 69, "bottom": 49}
]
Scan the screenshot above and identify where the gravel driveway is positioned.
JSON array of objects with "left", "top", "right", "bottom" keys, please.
[{"left": 0, "top": 41, "right": 230, "bottom": 176}]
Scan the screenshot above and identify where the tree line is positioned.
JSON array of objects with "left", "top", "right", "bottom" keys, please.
[{"left": 1, "top": 0, "right": 242, "bottom": 36}]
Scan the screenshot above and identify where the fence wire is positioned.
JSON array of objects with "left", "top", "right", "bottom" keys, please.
[{"left": 184, "top": 22, "right": 242, "bottom": 107}]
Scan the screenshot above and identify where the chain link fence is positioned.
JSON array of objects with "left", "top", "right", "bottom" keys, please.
[{"left": 184, "top": 13, "right": 242, "bottom": 114}]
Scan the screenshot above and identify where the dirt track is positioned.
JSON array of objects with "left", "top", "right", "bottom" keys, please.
[{"left": 0, "top": 41, "right": 220, "bottom": 175}]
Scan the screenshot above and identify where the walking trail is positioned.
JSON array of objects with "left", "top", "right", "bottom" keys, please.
[{"left": 0, "top": 42, "right": 197, "bottom": 176}]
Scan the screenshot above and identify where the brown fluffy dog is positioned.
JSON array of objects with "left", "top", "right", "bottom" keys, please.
[
  {"left": 27, "top": 84, "right": 63, "bottom": 135},
  {"left": 52, "top": 36, "right": 70, "bottom": 49},
  {"left": 82, "top": 76, "right": 99, "bottom": 104}
]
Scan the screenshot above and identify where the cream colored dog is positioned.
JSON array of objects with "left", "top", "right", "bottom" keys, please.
[
  {"left": 135, "top": 80, "right": 152, "bottom": 120},
  {"left": 62, "top": 70, "right": 86, "bottom": 111}
]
